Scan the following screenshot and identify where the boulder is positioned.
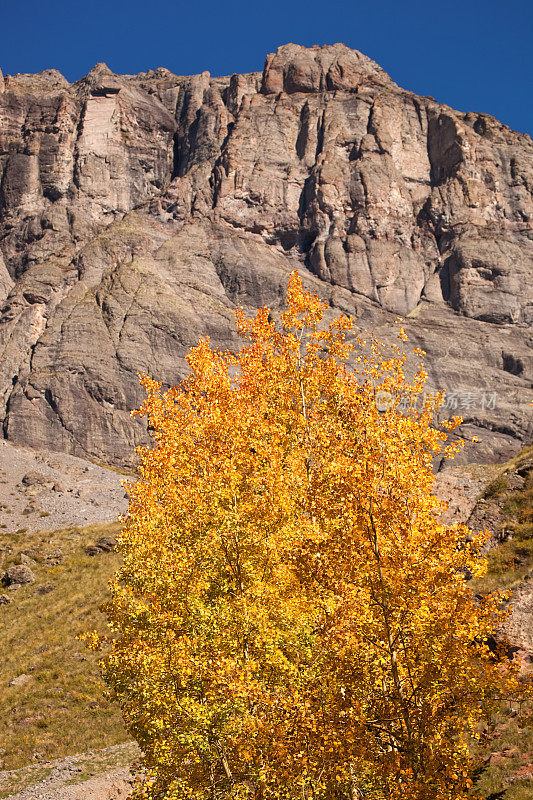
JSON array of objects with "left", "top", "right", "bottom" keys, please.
[
  {"left": 15, "top": 552, "right": 36, "bottom": 566},
  {"left": 3, "top": 564, "right": 35, "bottom": 585},
  {"left": 21, "top": 471, "right": 49, "bottom": 487},
  {"left": 96, "top": 535, "right": 118, "bottom": 552},
  {"left": 9, "top": 673, "right": 31, "bottom": 687}
]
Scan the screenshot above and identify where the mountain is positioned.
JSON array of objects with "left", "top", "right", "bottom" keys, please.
[{"left": 0, "top": 44, "right": 531, "bottom": 465}]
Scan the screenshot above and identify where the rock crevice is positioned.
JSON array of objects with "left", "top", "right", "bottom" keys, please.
[{"left": 0, "top": 43, "right": 531, "bottom": 464}]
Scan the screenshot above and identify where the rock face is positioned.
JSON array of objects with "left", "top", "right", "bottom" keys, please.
[{"left": 0, "top": 44, "right": 531, "bottom": 465}]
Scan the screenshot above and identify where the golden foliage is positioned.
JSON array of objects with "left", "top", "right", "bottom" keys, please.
[{"left": 97, "top": 273, "right": 523, "bottom": 800}]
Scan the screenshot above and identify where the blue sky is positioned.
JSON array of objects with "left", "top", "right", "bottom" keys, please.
[{"left": 3, "top": 0, "right": 532, "bottom": 135}]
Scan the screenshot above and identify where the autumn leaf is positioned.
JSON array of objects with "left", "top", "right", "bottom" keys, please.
[{"left": 95, "top": 272, "right": 525, "bottom": 800}]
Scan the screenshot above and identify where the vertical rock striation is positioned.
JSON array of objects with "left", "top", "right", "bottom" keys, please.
[{"left": 0, "top": 44, "right": 531, "bottom": 464}]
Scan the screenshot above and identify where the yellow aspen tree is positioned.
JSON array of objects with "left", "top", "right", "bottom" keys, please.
[{"left": 94, "top": 272, "right": 523, "bottom": 800}]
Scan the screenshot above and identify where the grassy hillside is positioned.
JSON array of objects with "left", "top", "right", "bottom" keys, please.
[
  {"left": 469, "top": 446, "right": 533, "bottom": 800},
  {"left": 0, "top": 522, "right": 128, "bottom": 769},
  {"left": 473, "top": 446, "right": 533, "bottom": 594}
]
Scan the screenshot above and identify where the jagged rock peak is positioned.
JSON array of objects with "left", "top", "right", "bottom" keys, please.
[
  {"left": 261, "top": 42, "right": 391, "bottom": 94},
  {"left": 0, "top": 68, "right": 4, "bottom": 93},
  {"left": 34, "top": 68, "right": 69, "bottom": 83},
  {"left": 3, "top": 68, "right": 69, "bottom": 92},
  {"left": 87, "top": 62, "right": 115, "bottom": 77},
  {"left": 77, "top": 61, "right": 124, "bottom": 95},
  {"left": 136, "top": 66, "right": 178, "bottom": 79}
]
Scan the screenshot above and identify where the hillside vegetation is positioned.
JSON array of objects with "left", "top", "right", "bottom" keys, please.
[
  {"left": 0, "top": 522, "right": 128, "bottom": 769},
  {"left": 473, "top": 446, "right": 533, "bottom": 593},
  {"left": 470, "top": 446, "right": 533, "bottom": 800},
  {"left": 0, "top": 448, "right": 531, "bottom": 797}
]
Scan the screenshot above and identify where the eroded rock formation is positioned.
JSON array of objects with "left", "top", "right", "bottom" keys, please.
[{"left": 0, "top": 44, "right": 531, "bottom": 464}]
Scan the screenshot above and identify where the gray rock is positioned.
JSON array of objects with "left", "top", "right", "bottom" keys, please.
[
  {"left": 21, "top": 472, "right": 49, "bottom": 487},
  {"left": 34, "top": 583, "right": 56, "bottom": 595},
  {"left": 96, "top": 535, "right": 117, "bottom": 552},
  {"left": 3, "top": 564, "right": 35, "bottom": 585},
  {"left": 15, "top": 552, "right": 36, "bottom": 566},
  {"left": 9, "top": 673, "right": 31, "bottom": 687},
  {"left": 20, "top": 472, "right": 54, "bottom": 496},
  {"left": 0, "top": 44, "right": 531, "bottom": 466}
]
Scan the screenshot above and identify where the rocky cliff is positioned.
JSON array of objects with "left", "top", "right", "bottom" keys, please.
[{"left": 0, "top": 44, "right": 531, "bottom": 465}]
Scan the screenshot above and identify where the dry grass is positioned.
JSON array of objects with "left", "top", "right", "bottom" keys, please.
[
  {"left": 0, "top": 522, "right": 128, "bottom": 769},
  {"left": 470, "top": 708, "right": 533, "bottom": 800},
  {"left": 473, "top": 446, "right": 533, "bottom": 595},
  {"left": 469, "top": 446, "right": 533, "bottom": 799}
]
